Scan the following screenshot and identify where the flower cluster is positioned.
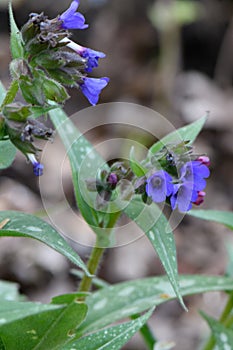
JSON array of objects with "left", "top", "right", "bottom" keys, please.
[
  {"left": 0, "top": 0, "right": 110, "bottom": 176},
  {"left": 85, "top": 141, "right": 210, "bottom": 213},
  {"left": 146, "top": 156, "right": 210, "bottom": 212},
  {"left": 19, "top": 0, "right": 109, "bottom": 106}
]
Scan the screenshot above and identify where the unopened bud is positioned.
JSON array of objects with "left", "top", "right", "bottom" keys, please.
[
  {"left": 197, "top": 156, "right": 210, "bottom": 167},
  {"left": 193, "top": 191, "right": 206, "bottom": 206}
]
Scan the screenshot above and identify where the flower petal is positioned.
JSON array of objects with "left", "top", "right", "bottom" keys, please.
[
  {"left": 59, "top": 0, "right": 88, "bottom": 29},
  {"left": 79, "top": 77, "right": 109, "bottom": 105}
]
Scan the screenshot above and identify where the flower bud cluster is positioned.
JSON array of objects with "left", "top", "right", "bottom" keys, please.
[{"left": 86, "top": 162, "right": 132, "bottom": 209}]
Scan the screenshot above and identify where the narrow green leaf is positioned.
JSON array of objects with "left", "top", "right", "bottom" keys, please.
[
  {"left": 201, "top": 312, "right": 233, "bottom": 350},
  {"left": 9, "top": 3, "right": 24, "bottom": 59},
  {"left": 149, "top": 114, "right": 207, "bottom": 155},
  {"left": 49, "top": 107, "right": 120, "bottom": 238},
  {"left": 129, "top": 146, "right": 147, "bottom": 177},
  {"left": 0, "top": 140, "right": 16, "bottom": 169},
  {"left": 30, "top": 105, "right": 59, "bottom": 118},
  {"left": 0, "top": 80, "right": 19, "bottom": 109},
  {"left": 0, "top": 280, "right": 21, "bottom": 302},
  {"left": 124, "top": 198, "right": 186, "bottom": 310},
  {"left": 0, "top": 296, "right": 87, "bottom": 350},
  {"left": 188, "top": 209, "right": 233, "bottom": 230},
  {"left": 62, "top": 308, "right": 154, "bottom": 350},
  {"left": 0, "top": 211, "right": 91, "bottom": 277},
  {"left": 79, "top": 275, "right": 233, "bottom": 334}
]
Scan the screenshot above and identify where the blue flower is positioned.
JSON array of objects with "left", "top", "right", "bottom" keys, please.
[
  {"left": 180, "top": 160, "right": 210, "bottom": 191},
  {"left": 170, "top": 182, "right": 198, "bottom": 212},
  {"left": 28, "top": 154, "right": 44, "bottom": 176},
  {"left": 146, "top": 170, "right": 174, "bottom": 203},
  {"left": 170, "top": 160, "right": 210, "bottom": 212},
  {"left": 59, "top": 0, "right": 88, "bottom": 30},
  {"left": 63, "top": 40, "right": 105, "bottom": 72},
  {"left": 79, "top": 77, "right": 109, "bottom": 105},
  {"left": 82, "top": 48, "right": 105, "bottom": 72}
]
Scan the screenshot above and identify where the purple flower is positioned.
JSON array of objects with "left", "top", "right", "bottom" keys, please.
[
  {"left": 170, "top": 160, "right": 210, "bottom": 212},
  {"left": 180, "top": 160, "right": 210, "bottom": 191},
  {"left": 64, "top": 40, "right": 105, "bottom": 72},
  {"left": 82, "top": 48, "right": 105, "bottom": 72},
  {"left": 28, "top": 154, "right": 44, "bottom": 176},
  {"left": 170, "top": 182, "right": 198, "bottom": 212},
  {"left": 59, "top": 0, "right": 88, "bottom": 30},
  {"left": 79, "top": 77, "right": 109, "bottom": 105},
  {"left": 146, "top": 170, "right": 174, "bottom": 203}
]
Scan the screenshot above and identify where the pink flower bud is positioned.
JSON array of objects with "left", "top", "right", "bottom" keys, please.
[
  {"left": 197, "top": 156, "right": 210, "bottom": 167},
  {"left": 193, "top": 191, "right": 206, "bottom": 205}
]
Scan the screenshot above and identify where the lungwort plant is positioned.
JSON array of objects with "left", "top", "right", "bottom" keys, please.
[{"left": 0, "top": 1, "right": 233, "bottom": 349}]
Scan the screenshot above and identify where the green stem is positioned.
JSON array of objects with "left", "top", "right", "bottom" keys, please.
[
  {"left": 78, "top": 211, "right": 121, "bottom": 294},
  {"left": 202, "top": 292, "right": 233, "bottom": 350},
  {"left": 0, "top": 80, "right": 19, "bottom": 111},
  {"left": 78, "top": 241, "right": 105, "bottom": 293}
]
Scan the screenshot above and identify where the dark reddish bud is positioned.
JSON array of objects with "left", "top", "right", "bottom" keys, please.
[
  {"left": 197, "top": 156, "right": 210, "bottom": 167},
  {"left": 193, "top": 191, "right": 206, "bottom": 205},
  {"left": 107, "top": 173, "right": 118, "bottom": 186}
]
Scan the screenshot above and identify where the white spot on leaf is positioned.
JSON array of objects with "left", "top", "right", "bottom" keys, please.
[
  {"left": 93, "top": 298, "right": 107, "bottom": 310},
  {"left": 148, "top": 231, "right": 155, "bottom": 241},
  {"left": 220, "top": 332, "right": 228, "bottom": 342},
  {"left": 27, "top": 226, "right": 42, "bottom": 232},
  {"left": 118, "top": 286, "right": 135, "bottom": 297}
]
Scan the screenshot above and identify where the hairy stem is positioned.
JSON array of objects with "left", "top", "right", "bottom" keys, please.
[
  {"left": 78, "top": 212, "right": 121, "bottom": 294},
  {"left": 78, "top": 242, "right": 105, "bottom": 293}
]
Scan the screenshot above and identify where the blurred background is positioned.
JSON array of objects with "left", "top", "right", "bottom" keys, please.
[{"left": 0, "top": 0, "right": 233, "bottom": 349}]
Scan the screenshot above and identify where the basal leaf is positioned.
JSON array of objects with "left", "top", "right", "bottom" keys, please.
[
  {"left": 79, "top": 275, "right": 233, "bottom": 334},
  {"left": 201, "top": 312, "right": 233, "bottom": 350},
  {"left": 9, "top": 3, "right": 24, "bottom": 59},
  {"left": 149, "top": 114, "right": 207, "bottom": 155},
  {"left": 0, "top": 211, "right": 91, "bottom": 277},
  {"left": 0, "top": 300, "right": 86, "bottom": 350},
  {"left": 124, "top": 198, "right": 186, "bottom": 310},
  {"left": 188, "top": 209, "right": 233, "bottom": 230},
  {"left": 62, "top": 309, "right": 154, "bottom": 350}
]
